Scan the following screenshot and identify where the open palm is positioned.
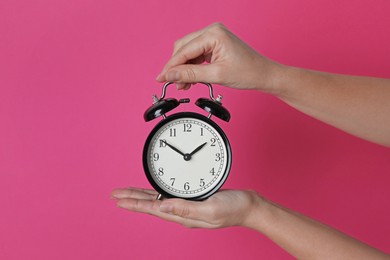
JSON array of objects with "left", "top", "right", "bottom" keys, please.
[{"left": 111, "top": 188, "right": 262, "bottom": 229}]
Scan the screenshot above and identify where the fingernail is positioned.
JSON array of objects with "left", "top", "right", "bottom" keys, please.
[
  {"left": 110, "top": 192, "right": 119, "bottom": 199},
  {"left": 166, "top": 70, "right": 180, "bottom": 82},
  {"left": 159, "top": 203, "right": 173, "bottom": 213},
  {"left": 156, "top": 73, "right": 163, "bottom": 81}
]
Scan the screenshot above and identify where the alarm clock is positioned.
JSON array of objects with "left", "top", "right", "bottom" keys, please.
[{"left": 143, "top": 82, "right": 232, "bottom": 201}]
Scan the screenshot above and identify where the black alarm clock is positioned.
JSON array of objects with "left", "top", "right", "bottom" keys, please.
[{"left": 143, "top": 82, "right": 232, "bottom": 201}]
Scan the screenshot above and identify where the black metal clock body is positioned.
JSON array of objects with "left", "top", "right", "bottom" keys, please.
[{"left": 143, "top": 82, "right": 231, "bottom": 200}]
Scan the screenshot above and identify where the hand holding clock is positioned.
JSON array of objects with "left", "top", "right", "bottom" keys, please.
[
  {"left": 111, "top": 187, "right": 389, "bottom": 259},
  {"left": 111, "top": 188, "right": 262, "bottom": 229},
  {"left": 112, "top": 23, "right": 390, "bottom": 259},
  {"left": 156, "top": 22, "right": 390, "bottom": 147}
]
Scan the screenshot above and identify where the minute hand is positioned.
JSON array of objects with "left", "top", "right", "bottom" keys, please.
[
  {"left": 163, "top": 141, "right": 185, "bottom": 156},
  {"left": 189, "top": 142, "right": 208, "bottom": 156}
]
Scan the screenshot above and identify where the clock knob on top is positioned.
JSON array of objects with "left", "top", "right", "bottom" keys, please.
[
  {"left": 195, "top": 83, "right": 231, "bottom": 122},
  {"left": 143, "top": 82, "right": 190, "bottom": 122}
]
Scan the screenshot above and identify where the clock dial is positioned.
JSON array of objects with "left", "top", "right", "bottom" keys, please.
[{"left": 143, "top": 112, "right": 231, "bottom": 200}]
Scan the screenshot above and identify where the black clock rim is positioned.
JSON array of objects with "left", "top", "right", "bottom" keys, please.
[{"left": 142, "top": 112, "right": 232, "bottom": 201}]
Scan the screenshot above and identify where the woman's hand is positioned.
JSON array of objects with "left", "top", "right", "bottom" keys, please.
[
  {"left": 111, "top": 187, "right": 389, "bottom": 258},
  {"left": 111, "top": 187, "right": 265, "bottom": 229},
  {"left": 156, "top": 23, "right": 285, "bottom": 95}
]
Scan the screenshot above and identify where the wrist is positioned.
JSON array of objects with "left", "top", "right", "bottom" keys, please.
[
  {"left": 262, "top": 63, "right": 295, "bottom": 97},
  {"left": 241, "top": 191, "right": 274, "bottom": 231},
  {"left": 248, "top": 53, "right": 289, "bottom": 96},
  {"left": 271, "top": 65, "right": 313, "bottom": 101}
]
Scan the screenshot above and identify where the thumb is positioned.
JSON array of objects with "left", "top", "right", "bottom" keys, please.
[{"left": 165, "top": 64, "right": 219, "bottom": 84}]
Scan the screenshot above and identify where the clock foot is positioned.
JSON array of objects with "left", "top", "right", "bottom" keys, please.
[{"left": 156, "top": 194, "right": 163, "bottom": 200}]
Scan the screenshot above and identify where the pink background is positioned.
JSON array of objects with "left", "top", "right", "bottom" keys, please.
[{"left": 1, "top": 0, "right": 389, "bottom": 259}]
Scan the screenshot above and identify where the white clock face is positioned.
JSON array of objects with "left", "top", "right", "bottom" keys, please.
[{"left": 144, "top": 113, "right": 231, "bottom": 199}]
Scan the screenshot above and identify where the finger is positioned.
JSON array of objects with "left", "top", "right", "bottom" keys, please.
[
  {"left": 182, "top": 84, "right": 191, "bottom": 90},
  {"left": 157, "top": 34, "right": 215, "bottom": 82},
  {"left": 117, "top": 198, "right": 217, "bottom": 228},
  {"left": 165, "top": 51, "right": 207, "bottom": 87},
  {"left": 111, "top": 188, "right": 158, "bottom": 200},
  {"left": 176, "top": 83, "right": 194, "bottom": 91},
  {"left": 125, "top": 187, "right": 159, "bottom": 195},
  {"left": 159, "top": 198, "right": 215, "bottom": 222},
  {"left": 165, "top": 63, "right": 219, "bottom": 84},
  {"left": 171, "top": 29, "right": 206, "bottom": 57},
  {"left": 175, "top": 83, "right": 187, "bottom": 90},
  {"left": 171, "top": 23, "right": 224, "bottom": 59},
  {"left": 117, "top": 197, "right": 161, "bottom": 212},
  {"left": 188, "top": 55, "right": 207, "bottom": 66}
]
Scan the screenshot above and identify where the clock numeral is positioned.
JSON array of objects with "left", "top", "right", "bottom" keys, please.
[
  {"left": 158, "top": 167, "right": 164, "bottom": 176},
  {"left": 169, "top": 128, "right": 177, "bottom": 137},
  {"left": 210, "top": 168, "right": 215, "bottom": 175},
  {"left": 184, "top": 182, "right": 190, "bottom": 191},
  {"left": 183, "top": 123, "right": 192, "bottom": 132},
  {"left": 215, "top": 153, "right": 221, "bottom": 161},
  {"left": 210, "top": 138, "right": 216, "bottom": 146},
  {"left": 153, "top": 153, "right": 159, "bottom": 161},
  {"left": 170, "top": 178, "right": 175, "bottom": 186},
  {"left": 200, "top": 128, "right": 204, "bottom": 136},
  {"left": 159, "top": 139, "right": 167, "bottom": 147},
  {"left": 199, "top": 178, "right": 205, "bottom": 187}
]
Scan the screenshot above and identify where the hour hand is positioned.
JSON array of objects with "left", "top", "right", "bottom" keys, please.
[
  {"left": 189, "top": 142, "right": 207, "bottom": 156},
  {"left": 163, "top": 140, "right": 185, "bottom": 156}
]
